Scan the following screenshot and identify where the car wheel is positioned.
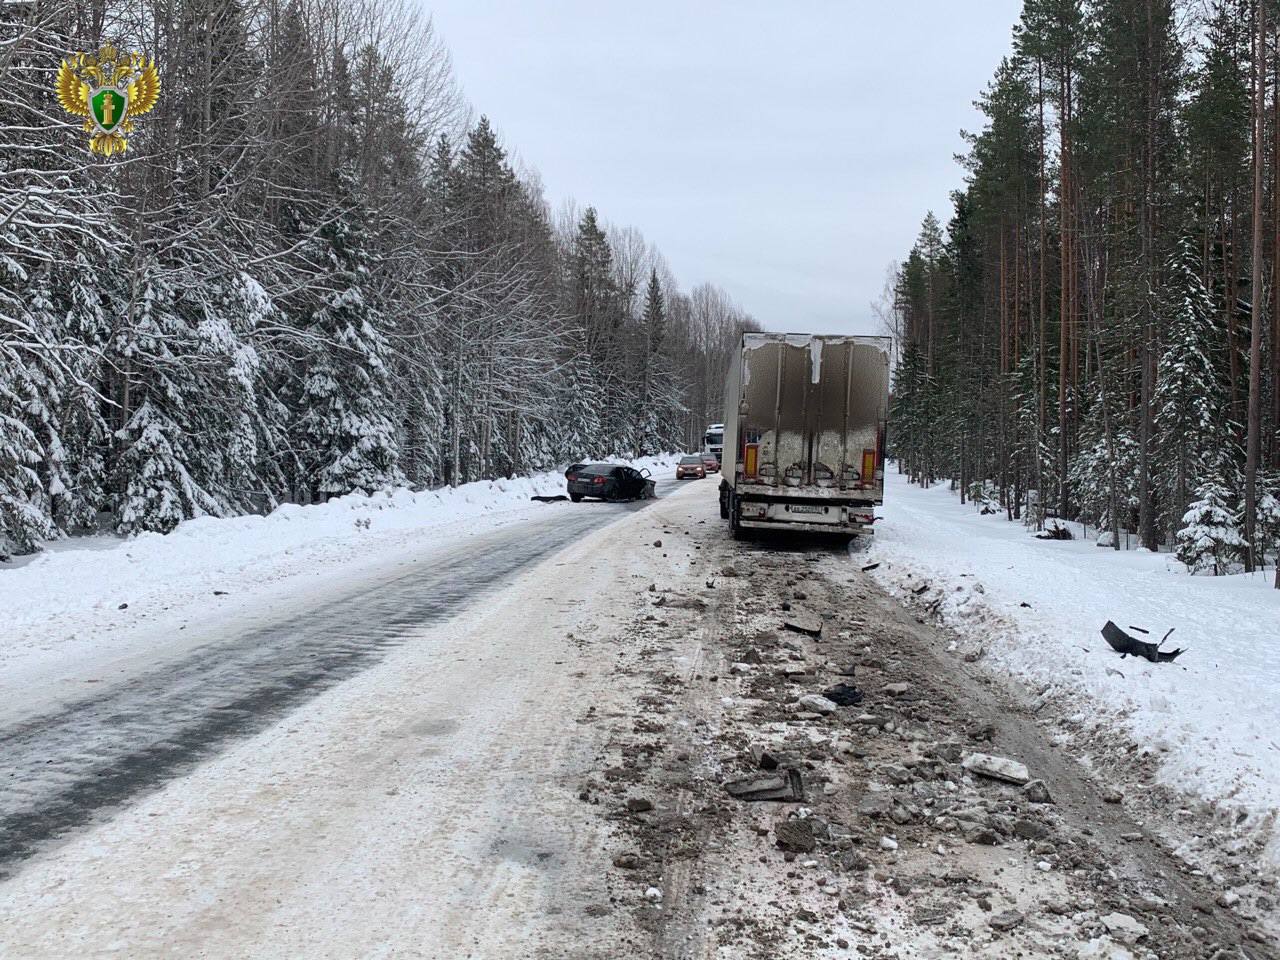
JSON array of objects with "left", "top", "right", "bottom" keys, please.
[{"left": 569, "top": 493, "right": 582, "bottom": 502}]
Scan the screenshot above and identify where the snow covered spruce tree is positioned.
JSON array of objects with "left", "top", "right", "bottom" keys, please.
[
  {"left": 0, "top": 346, "right": 54, "bottom": 554},
  {"left": 295, "top": 223, "right": 400, "bottom": 500},
  {"left": 1177, "top": 478, "right": 1247, "bottom": 575}
]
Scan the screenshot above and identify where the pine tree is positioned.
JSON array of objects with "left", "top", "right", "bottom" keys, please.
[{"left": 1177, "top": 478, "right": 1246, "bottom": 574}]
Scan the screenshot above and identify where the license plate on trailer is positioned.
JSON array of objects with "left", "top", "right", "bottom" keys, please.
[{"left": 790, "top": 504, "right": 825, "bottom": 515}]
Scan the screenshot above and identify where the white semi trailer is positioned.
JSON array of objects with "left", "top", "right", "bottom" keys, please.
[{"left": 717, "top": 333, "right": 890, "bottom": 538}]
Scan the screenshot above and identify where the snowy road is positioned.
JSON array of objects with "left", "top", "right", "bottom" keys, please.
[
  {"left": 0, "top": 482, "right": 675, "bottom": 880},
  {"left": 1, "top": 479, "right": 1276, "bottom": 959}
]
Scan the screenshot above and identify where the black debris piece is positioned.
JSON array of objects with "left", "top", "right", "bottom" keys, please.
[
  {"left": 822, "top": 683, "right": 864, "bottom": 707},
  {"left": 751, "top": 745, "right": 781, "bottom": 770},
  {"left": 782, "top": 613, "right": 823, "bottom": 636},
  {"left": 530, "top": 494, "right": 568, "bottom": 503},
  {"left": 1101, "top": 621, "right": 1184, "bottom": 663},
  {"left": 724, "top": 769, "right": 805, "bottom": 802},
  {"left": 860, "top": 562, "right": 881, "bottom": 572}
]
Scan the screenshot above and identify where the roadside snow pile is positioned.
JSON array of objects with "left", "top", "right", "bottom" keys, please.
[
  {"left": 865, "top": 468, "right": 1280, "bottom": 867},
  {"left": 0, "top": 455, "right": 677, "bottom": 674}
]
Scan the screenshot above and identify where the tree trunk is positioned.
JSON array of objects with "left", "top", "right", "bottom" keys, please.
[
  {"left": 1273, "top": 19, "right": 1280, "bottom": 473},
  {"left": 1137, "top": 0, "right": 1158, "bottom": 553},
  {"left": 1245, "top": 0, "right": 1266, "bottom": 573},
  {"left": 1059, "top": 68, "right": 1071, "bottom": 522},
  {"left": 1037, "top": 58, "right": 1048, "bottom": 529}
]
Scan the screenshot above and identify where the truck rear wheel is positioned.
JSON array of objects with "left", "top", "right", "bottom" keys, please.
[
  {"left": 718, "top": 481, "right": 730, "bottom": 519},
  {"left": 729, "top": 496, "right": 745, "bottom": 540}
]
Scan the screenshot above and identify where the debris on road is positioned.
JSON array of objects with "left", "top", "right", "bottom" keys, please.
[
  {"left": 961, "top": 752, "right": 1031, "bottom": 785},
  {"left": 750, "top": 746, "right": 780, "bottom": 770},
  {"left": 529, "top": 494, "right": 568, "bottom": 503},
  {"left": 782, "top": 612, "right": 822, "bottom": 636},
  {"left": 1100, "top": 912, "right": 1150, "bottom": 945},
  {"left": 796, "top": 694, "right": 837, "bottom": 715},
  {"left": 821, "top": 682, "right": 864, "bottom": 706},
  {"left": 1101, "top": 621, "right": 1185, "bottom": 663},
  {"left": 988, "top": 909, "right": 1024, "bottom": 932},
  {"left": 860, "top": 562, "right": 881, "bottom": 572},
  {"left": 967, "top": 721, "right": 997, "bottom": 741},
  {"left": 773, "top": 818, "right": 816, "bottom": 853},
  {"left": 724, "top": 770, "right": 805, "bottom": 802},
  {"left": 1021, "top": 779, "right": 1053, "bottom": 804},
  {"left": 595, "top": 487, "right": 1269, "bottom": 960}
]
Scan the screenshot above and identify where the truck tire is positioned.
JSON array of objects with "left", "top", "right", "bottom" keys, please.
[
  {"left": 730, "top": 496, "right": 745, "bottom": 540},
  {"left": 718, "top": 481, "right": 730, "bottom": 519}
]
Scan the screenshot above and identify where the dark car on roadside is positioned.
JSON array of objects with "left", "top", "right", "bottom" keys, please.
[
  {"left": 676, "top": 455, "right": 706, "bottom": 480},
  {"left": 566, "top": 463, "right": 656, "bottom": 502},
  {"left": 701, "top": 453, "right": 720, "bottom": 473}
]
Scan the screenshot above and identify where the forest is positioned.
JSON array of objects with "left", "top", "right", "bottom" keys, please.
[
  {"left": 887, "top": 0, "right": 1280, "bottom": 580},
  {"left": 0, "top": 1, "right": 757, "bottom": 554}
]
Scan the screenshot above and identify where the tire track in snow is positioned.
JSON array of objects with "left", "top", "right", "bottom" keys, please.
[{"left": 0, "top": 491, "right": 670, "bottom": 878}]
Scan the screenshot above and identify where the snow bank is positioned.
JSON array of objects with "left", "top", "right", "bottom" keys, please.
[
  {"left": 0, "top": 455, "right": 678, "bottom": 684},
  {"left": 865, "top": 468, "right": 1280, "bottom": 866}
]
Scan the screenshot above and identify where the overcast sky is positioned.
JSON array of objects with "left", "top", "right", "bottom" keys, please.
[{"left": 423, "top": 1, "right": 1023, "bottom": 335}]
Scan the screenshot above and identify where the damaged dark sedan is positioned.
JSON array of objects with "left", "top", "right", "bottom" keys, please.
[{"left": 566, "top": 463, "right": 656, "bottom": 502}]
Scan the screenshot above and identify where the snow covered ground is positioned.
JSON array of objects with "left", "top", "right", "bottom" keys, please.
[
  {"left": 865, "top": 467, "right": 1280, "bottom": 866},
  {"left": 0, "top": 455, "right": 677, "bottom": 711}
]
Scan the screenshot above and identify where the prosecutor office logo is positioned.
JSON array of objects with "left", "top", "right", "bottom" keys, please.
[{"left": 56, "top": 44, "right": 160, "bottom": 157}]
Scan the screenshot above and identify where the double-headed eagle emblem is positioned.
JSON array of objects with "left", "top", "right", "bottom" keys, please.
[{"left": 56, "top": 44, "right": 160, "bottom": 157}]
